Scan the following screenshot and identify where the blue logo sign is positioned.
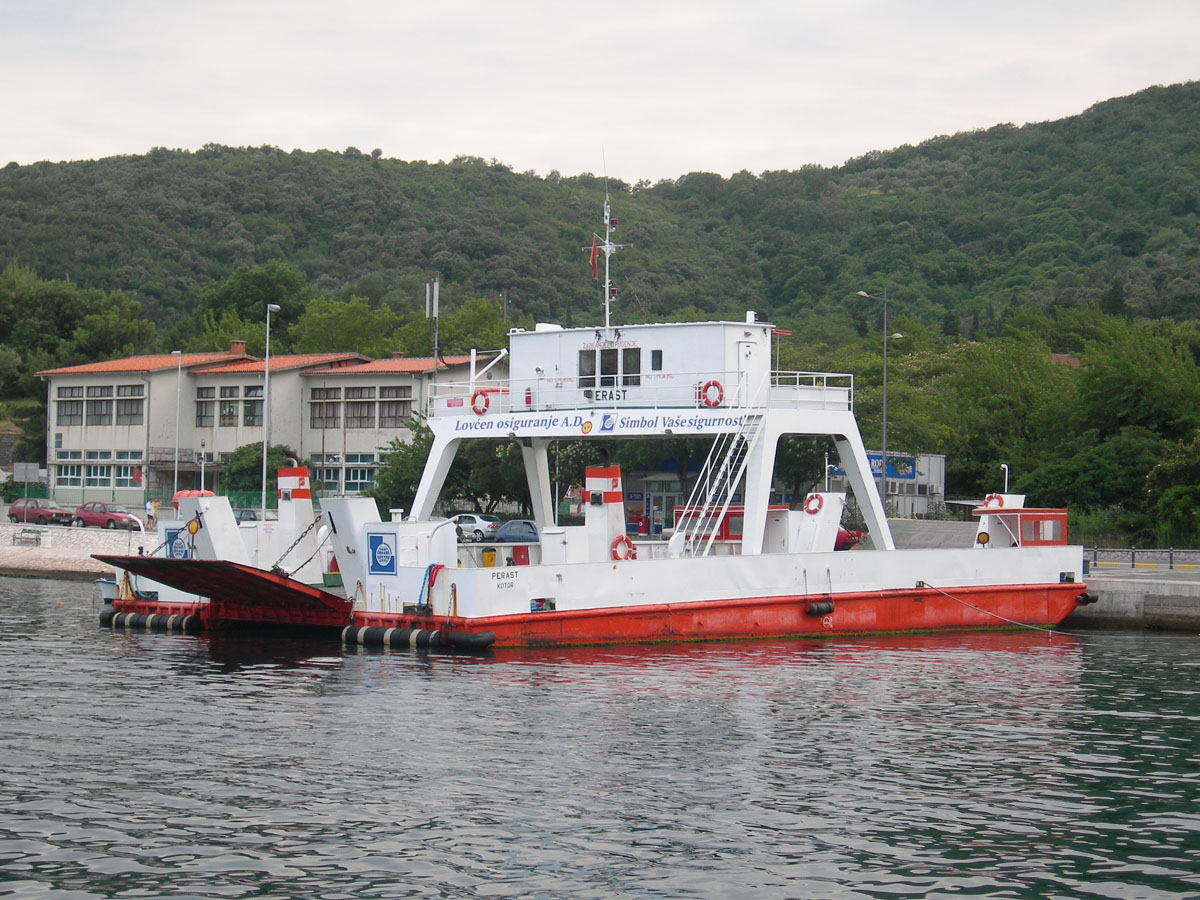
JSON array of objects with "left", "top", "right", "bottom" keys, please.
[
  {"left": 367, "top": 533, "right": 397, "bottom": 575},
  {"left": 600, "top": 414, "right": 616, "bottom": 432},
  {"left": 166, "top": 528, "right": 190, "bottom": 559}
]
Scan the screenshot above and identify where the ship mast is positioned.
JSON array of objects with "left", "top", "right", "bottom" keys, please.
[{"left": 587, "top": 189, "right": 628, "bottom": 330}]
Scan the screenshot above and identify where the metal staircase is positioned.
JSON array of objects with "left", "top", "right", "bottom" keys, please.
[{"left": 674, "top": 413, "right": 763, "bottom": 556}]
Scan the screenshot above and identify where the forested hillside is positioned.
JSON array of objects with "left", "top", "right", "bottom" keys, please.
[
  {"left": 2, "top": 81, "right": 1199, "bottom": 540},
  {"left": 2, "top": 82, "right": 1198, "bottom": 339}
]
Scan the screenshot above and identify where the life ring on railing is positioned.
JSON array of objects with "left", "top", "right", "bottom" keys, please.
[
  {"left": 984, "top": 492, "right": 1004, "bottom": 508},
  {"left": 611, "top": 533, "right": 637, "bottom": 561},
  {"left": 471, "top": 390, "right": 490, "bottom": 415},
  {"left": 803, "top": 493, "right": 824, "bottom": 514},
  {"left": 700, "top": 380, "right": 723, "bottom": 408}
]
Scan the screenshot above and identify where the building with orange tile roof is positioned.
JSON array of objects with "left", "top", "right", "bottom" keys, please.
[{"left": 37, "top": 344, "right": 504, "bottom": 505}]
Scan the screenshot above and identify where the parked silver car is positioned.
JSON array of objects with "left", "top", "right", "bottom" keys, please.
[{"left": 450, "top": 513, "right": 501, "bottom": 541}]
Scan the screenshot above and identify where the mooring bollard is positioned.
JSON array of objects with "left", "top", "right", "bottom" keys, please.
[{"left": 1131, "top": 547, "right": 1136, "bottom": 568}]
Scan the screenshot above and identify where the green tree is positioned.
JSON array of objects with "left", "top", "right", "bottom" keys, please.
[
  {"left": 63, "top": 291, "right": 156, "bottom": 363},
  {"left": 288, "top": 295, "right": 399, "bottom": 357},
  {"left": 193, "top": 262, "right": 308, "bottom": 351},
  {"left": 219, "top": 442, "right": 298, "bottom": 493}
]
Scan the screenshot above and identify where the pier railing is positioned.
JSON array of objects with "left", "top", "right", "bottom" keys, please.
[{"left": 1089, "top": 547, "right": 1200, "bottom": 570}]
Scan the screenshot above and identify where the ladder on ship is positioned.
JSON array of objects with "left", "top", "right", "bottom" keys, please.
[{"left": 674, "top": 413, "right": 763, "bottom": 557}]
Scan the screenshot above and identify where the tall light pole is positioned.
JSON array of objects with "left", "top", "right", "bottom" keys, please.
[
  {"left": 856, "top": 290, "right": 896, "bottom": 506},
  {"left": 200, "top": 439, "right": 206, "bottom": 492},
  {"left": 171, "top": 349, "right": 182, "bottom": 498},
  {"left": 262, "top": 303, "right": 281, "bottom": 520}
]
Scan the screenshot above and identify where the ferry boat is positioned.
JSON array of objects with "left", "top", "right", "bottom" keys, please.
[{"left": 97, "top": 199, "right": 1092, "bottom": 649}]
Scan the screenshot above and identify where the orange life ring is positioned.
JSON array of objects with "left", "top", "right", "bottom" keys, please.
[
  {"left": 471, "top": 390, "right": 490, "bottom": 415},
  {"left": 803, "top": 493, "right": 823, "bottom": 514},
  {"left": 984, "top": 492, "right": 1004, "bottom": 508},
  {"left": 701, "top": 380, "right": 723, "bottom": 408},
  {"left": 611, "top": 533, "right": 637, "bottom": 561}
]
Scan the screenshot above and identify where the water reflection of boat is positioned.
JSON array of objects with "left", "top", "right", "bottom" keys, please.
[{"left": 96, "top": 199, "right": 1092, "bottom": 650}]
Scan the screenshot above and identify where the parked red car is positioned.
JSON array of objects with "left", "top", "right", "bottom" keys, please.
[
  {"left": 8, "top": 497, "right": 74, "bottom": 525},
  {"left": 73, "top": 501, "right": 142, "bottom": 529}
]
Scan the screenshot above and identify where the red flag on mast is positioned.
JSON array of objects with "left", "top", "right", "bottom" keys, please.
[{"left": 589, "top": 238, "right": 599, "bottom": 279}]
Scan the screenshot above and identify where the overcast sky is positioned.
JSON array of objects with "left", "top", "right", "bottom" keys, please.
[{"left": 2, "top": 1, "right": 1197, "bottom": 183}]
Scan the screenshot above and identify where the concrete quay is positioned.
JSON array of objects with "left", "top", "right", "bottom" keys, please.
[
  {"left": 1, "top": 519, "right": 153, "bottom": 580},
  {"left": 1067, "top": 567, "right": 1200, "bottom": 631}
]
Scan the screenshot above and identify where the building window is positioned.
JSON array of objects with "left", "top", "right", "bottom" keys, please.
[
  {"left": 117, "top": 384, "right": 143, "bottom": 397},
  {"left": 56, "top": 464, "right": 82, "bottom": 487},
  {"left": 243, "top": 399, "right": 263, "bottom": 427},
  {"left": 196, "top": 387, "right": 215, "bottom": 399},
  {"left": 57, "top": 386, "right": 83, "bottom": 399},
  {"left": 196, "top": 401, "right": 214, "bottom": 427},
  {"left": 87, "top": 385, "right": 113, "bottom": 398},
  {"left": 622, "top": 348, "right": 641, "bottom": 386},
  {"left": 244, "top": 385, "right": 263, "bottom": 398},
  {"left": 312, "top": 460, "right": 341, "bottom": 492},
  {"left": 57, "top": 400, "right": 83, "bottom": 426},
  {"left": 220, "top": 386, "right": 239, "bottom": 398},
  {"left": 346, "top": 401, "right": 375, "bottom": 429},
  {"left": 85, "top": 465, "right": 112, "bottom": 488},
  {"left": 219, "top": 400, "right": 238, "bottom": 427},
  {"left": 310, "top": 388, "right": 341, "bottom": 429},
  {"left": 57, "top": 450, "right": 82, "bottom": 462},
  {"left": 84, "top": 453, "right": 112, "bottom": 488},
  {"left": 379, "top": 386, "right": 413, "bottom": 427},
  {"left": 346, "top": 387, "right": 376, "bottom": 400},
  {"left": 345, "top": 454, "right": 375, "bottom": 493},
  {"left": 115, "top": 398, "right": 144, "bottom": 425},
  {"left": 86, "top": 400, "right": 113, "bottom": 425},
  {"left": 114, "top": 465, "right": 140, "bottom": 488}
]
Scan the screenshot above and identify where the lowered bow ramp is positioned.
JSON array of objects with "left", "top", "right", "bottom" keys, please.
[{"left": 94, "top": 555, "right": 354, "bottom": 628}]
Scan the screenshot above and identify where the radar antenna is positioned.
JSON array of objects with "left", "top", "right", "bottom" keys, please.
[{"left": 584, "top": 188, "right": 629, "bottom": 329}]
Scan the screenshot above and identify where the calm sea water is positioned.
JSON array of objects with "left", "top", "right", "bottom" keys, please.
[{"left": 1, "top": 575, "right": 1199, "bottom": 900}]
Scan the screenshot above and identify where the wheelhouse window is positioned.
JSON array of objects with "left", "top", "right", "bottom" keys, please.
[
  {"left": 622, "top": 348, "right": 641, "bottom": 386},
  {"left": 599, "top": 348, "right": 618, "bottom": 386},
  {"left": 651, "top": 350, "right": 663, "bottom": 371},
  {"left": 578, "top": 350, "right": 596, "bottom": 388},
  {"left": 580, "top": 346, "right": 641, "bottom": 389}
]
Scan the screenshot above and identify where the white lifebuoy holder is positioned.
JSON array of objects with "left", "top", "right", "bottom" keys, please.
[
  {"left": 984, "top": 492, "right": 1004, "bottom": 508},
  {"left": 803, "top": 494, "right": 824, "bottom": 514},
  {"left": 471, "top": 390, "right": 490, "bottom": 415},
  {"left": 701, "top": 380, "right": 723, "bottom": 408},
  {"left": 611, "top": 533, "right": 637, "bottom": 561}
]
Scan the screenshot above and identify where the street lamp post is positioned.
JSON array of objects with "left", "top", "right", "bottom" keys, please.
[
  {"left": 200, "top": 439, "right": 206, "bottom": 492},
  {"left": 856, "top": 291, "right": 896, "bottom": 505},
  {"left": 171, "top": 350, "right": 182, "bottom": 498},
  {"left": 262, "top": 303, "right": 281, "bottom": 520}
]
